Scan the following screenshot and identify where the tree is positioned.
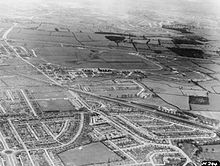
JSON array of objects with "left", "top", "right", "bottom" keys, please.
[{"left": 105, "top": 36, "right": 125, "bottom": 46}]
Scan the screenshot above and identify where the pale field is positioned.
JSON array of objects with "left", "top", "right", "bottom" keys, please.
[
  {"left": 158, "top": 94, "right": 189, "bottom": 110},
  {"left": 37, "top": 99, "right": 75, "bottom": 112},
  {"left": 59, "top": 142, "right": 122, "bottom": 166}
]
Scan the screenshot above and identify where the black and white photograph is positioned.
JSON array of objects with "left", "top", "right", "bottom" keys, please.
[{"left": 0, "top": 0, "right": 219, "bottom": 165}]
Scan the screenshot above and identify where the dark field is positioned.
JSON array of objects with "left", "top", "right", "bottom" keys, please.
[
  {"left": 172, "top": 38, "right": 203, "bottom": 45},
  {"left": 168, "top": 48, "right": 204, "bottom": 59},
  {"left": 189, "top": 96, "right": 209, "bottom": 105}
]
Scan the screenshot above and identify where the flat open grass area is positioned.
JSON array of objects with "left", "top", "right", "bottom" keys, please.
[
  {"left": 30, "top": 86, "right": 68, "bottom": 99},
  {"left": 37, "top": 99, "right": 75, "bottom": 112},
  {"left": 35, "top": 46, "right": 160, "bottom": 70},
  {"left": 8, "top": 28, "right": 80, "bottom": 44},
  {"left": 199, "top": 144, "right": 220, "bottom": 160},
  {"left": 181, "top": 143, "right": 197, "bottom": 158},
  {"left": 159, "top": 94, "right": 189, "bottom": 110},
  {"left": 59, "top": 142, "right": 122, "bottom": 166}
]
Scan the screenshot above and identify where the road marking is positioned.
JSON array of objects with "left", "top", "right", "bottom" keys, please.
[
  {"left": 20, "top": 89, "right": 38, "bottom": 117},
  {"left": 19, "top": 46, "right": 28, "bottom": 54},
  {"left": 44, "top": 150, "right": 56, "bottom": 166},
  {"left": 1, "top": 44, "right": 10, "bottom": 55},
  {"left": 55, "top": 120, "right": 68, "bottom": 139},
  {"left": 31, "top": 49, "right": 37, "bottom": 57},
  {"left": 0, "top": 104, "right": 6, "bottom": 114},
  {"left": 7, "top": 90, "right": 14, "bottom": 102},
  {"left": 2, "top": 23, "right": 17, "bottom": 40},
  {"left": 8, "top": 120, "right": 35, "bottom": 166},
  {"left": 109, "top": 140, "right": 138, "bottom": 164},
  {"left": 26, "top": 123, "right": 39, "bottom": 141}
]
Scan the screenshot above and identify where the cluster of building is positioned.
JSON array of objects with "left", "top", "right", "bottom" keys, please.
[
  {"left": 12, "top": 120, "right": 61, "bottom": 150},
  {"left": 111, "top": 135, "right": 141, "bottom": 149},
  {"left": 152, "top": 152, "right": 186, "bottom": 165},
  {"left": 90, "top": 114, "right": 107, "bottom": 125},
  {"left": 146, "top": 124, "right": 192, "bottom": 133},
  {"left": 116, "top": 110, "right": 215, "bottom": 144},
  {"left": 44, "top": 121, "right": 65, "bottom": 137},
  {"left": 81, "top": 79, "right": 142, "bottom": 99},
  {"left": 155, "top": 130, "right": 214, "bottom": 139},
  {"left": 90, "top": 115, "right": 125, "bottom": 141},
  {"left": 57, "top": 119, "right": 80, "bottom": 143},
  {"left": 13, "top": 123, "right": 37, "bottom": 142},
  {"left": 16, "top": 151, "right": 33, "bottom": 166},
  {"left": 162, "top": 24, "right": 193, "bottom": 33},
  {"left": 38, "top": 63, "right": 86, "bottom": 84},
  {"left": 38, "top": 63, "right": 148, "bottom": 86},
  {"left": 124, "top": 144, "right": 176, "bottom": 163},
  {"left": 0, "top": 121, "right": 23, "bottom": 150},
  {"left": 158, "top": 106, "right": 178, "bottom": 114},
  {"left": 0, "top": 89, "right": 33, "bottom": 116},
  {"left": 30, "top": 150, "right": 51, "bottom": 166}
]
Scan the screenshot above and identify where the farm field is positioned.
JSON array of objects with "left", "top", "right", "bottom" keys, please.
[
  {"left": 8, "top": 28, "right": 80, "bottom": 44},
  {"left": 158, "top": 94, "right": 189, "bottom": 110},
  {"left": 34, "top": 46, "right": 160, "bottom": 70}
]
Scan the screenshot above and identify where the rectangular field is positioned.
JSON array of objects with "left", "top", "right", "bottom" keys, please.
[
  {"left": 8, "top": 28, "right": 80, "bottom": 44},
  {"left": 37, "top": 99, "right": 76, "bottom": 112},
  {"left": 59, "top": 142, "right": 122, "bottom": 166}
]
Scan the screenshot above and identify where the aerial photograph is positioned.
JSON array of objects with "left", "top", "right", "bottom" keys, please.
[{"left": 0, "top": 0, "right": 220, "bottom": 165}]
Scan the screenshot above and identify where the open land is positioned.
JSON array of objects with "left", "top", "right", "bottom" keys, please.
[{"left": 59, "top": 142, "right": 122, "bottom": 166}]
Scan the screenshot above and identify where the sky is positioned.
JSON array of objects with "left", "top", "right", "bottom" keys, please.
[
  {"left": 2, "top": 0, "right": 220, "bottom": 8},
  {"left": 1, "top": 0, "right": 219, "bottom": 9},
  {"left": 1, "top": 0, "right": 220, "bottom": 19}
]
